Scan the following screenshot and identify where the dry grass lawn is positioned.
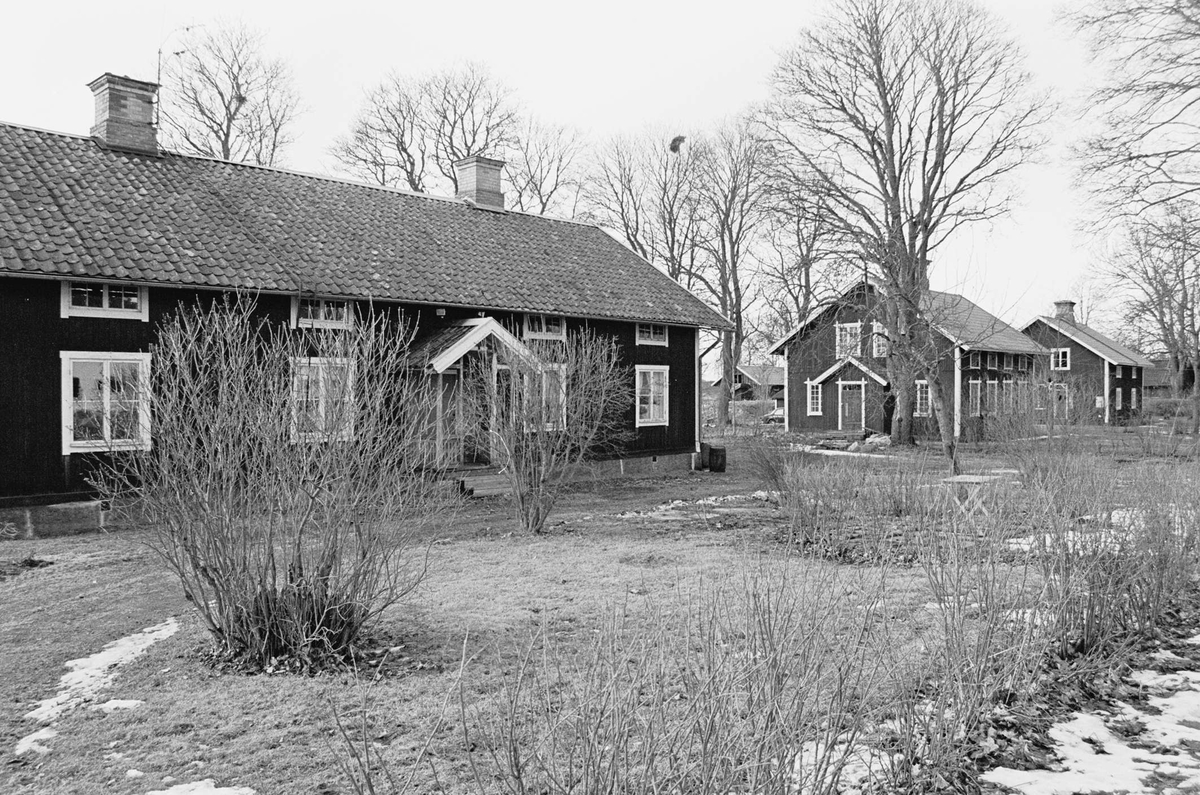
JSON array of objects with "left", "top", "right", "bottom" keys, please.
[{"left": 0, "top": 444, "right": 940, "bottom": 795}]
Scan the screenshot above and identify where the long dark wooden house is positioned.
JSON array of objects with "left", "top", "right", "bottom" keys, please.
[
  {"left": 768, "top": 280, "right": 1047, "bottom": 439},
  {"left": 0, "top": 73, "right": 729, "bottom": 506},
  {"left": 1022, "top": 301, "right": 1155, "bottom": 424}
]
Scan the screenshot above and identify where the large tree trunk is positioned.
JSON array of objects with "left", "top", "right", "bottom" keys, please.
[{"left": 928, "top": 375, "right": 960, "bottom": 475}]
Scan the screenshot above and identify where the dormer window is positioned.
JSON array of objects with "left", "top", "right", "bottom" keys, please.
[
  {"left": 636, "top": 323, "right": 668, "bottom": 346},
  {"left": 524, "top": 314, "right": 566, "bottom": 341},
  {"left": 60, "top": 280, "right": 149, "bottom": 321},
  {"left": 292, "top": 297, "right": 353, "bottom": 330}
]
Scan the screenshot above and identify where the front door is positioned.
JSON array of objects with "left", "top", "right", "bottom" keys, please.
[{"left": 840, "top": 384, "right": 863, "bottom": 431}]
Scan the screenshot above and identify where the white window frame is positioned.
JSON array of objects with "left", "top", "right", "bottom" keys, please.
[
  {"left": 60, "top": 280, "right": 149, "bottom": 322},
  {"left": 60, "top": 351, "right": 152, "bottom": 454},
  {"left": 1131, "top": 387, "right": 1139, "bottom": 410},
  {"left": 835, "top": 322, "right": 862, "bottom": 359},
  {"left": 635, "top": 365, "right": 669, "bottom": 427},
  {"left": 986, "top": 352, "right": 997, "bottom": 370},
  {"left": 291, "top": 296, "right": 354, "bottom": 330},
  {"left": 1003, "top": 353, "right": 1013, "bottom": 371},
  {"left": 1051, "top": 348, "right": 1071, "bottom": 371},
  {"left": 524, "top": 314, "right": 567, "bottom": 341},
  {"left": 1114, "top": 386, "right": 1124, "bottom": 411},
  {"left": 968, "top": 379, "right": 982, "bottom": 417},
  {"left": 968, "top": 351, "right": 981, "bottom": 369},
  {"left": 914, "top": 380, "right": 931, "bottom": 417},
  {"left": 291, "top": 357, "right": 356, "bottom": 442},
  {"left": 536, "top": 364, "right": 568, "bottom": 430},
  {"left": 1118, "top": 365, "right": 1127, "bottom": 379},
  {"left": 872, "top": 322, "right": 889, "bottom": 358},
  {"left": 1016, "top": 355, "right": 1030, "bottom": 373},
  {"left": 985, "top": 380, "right": 999, "bottom": 414},
  {"left": 635, "top": 323, "right": 669, "bottom": 346},
  {"left": 807, "top": 381, "right": 822, "bottom": 416}
]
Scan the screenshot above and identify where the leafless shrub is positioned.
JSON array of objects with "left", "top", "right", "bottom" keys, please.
[
  {"left": 94, "top": 296, "right": 457, "bottom": 669},
  {"left": 462, "top": 563, "right": 891, "bottom": 795},
  {"left": 460, "top": 331, "right": 632, "bottom": 534}
]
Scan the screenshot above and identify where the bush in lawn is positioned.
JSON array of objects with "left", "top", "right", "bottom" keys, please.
[
  {"left": 94, "top": 296, "right": 457, "bottom": 669},
  {"left": 460, "top": 331, "right": 632, "bottom": 534},
  {"left": 461, "top": 563, "right": 893, "bottom": 795}
]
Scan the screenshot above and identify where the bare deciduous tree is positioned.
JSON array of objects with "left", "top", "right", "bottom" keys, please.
[
  {"left": 93, "top": 296, "right": 457, "bottom": 669},
  {"left": 690, "top": 125, "right": 770, "bottom": 429},
  {"left": 331, "top": 63, "right": 518, "bottom": 195},
  {"left": 461, "top": 332, "right": 632, "bottom": 534},
  {"left": 1103, "top": 202, "right": 1200, "bottom": 429},
  {"left": 329, "top": 74, "right": 429, "bottom": 191},
  {"left": 762, "top": 0, "right": 1047, "bottom": 457},
  {"left": 160, "top": 22, "right": 300, "bottom": 166},
  {"left": 1072, "top": 0, "right": 1200, "bottom": 214},
  {"left": 587, "top": 136, "right": 657, "bottom": 260},
  {"left": 506, "top": 118, "right": 584, "bottom": 216}
]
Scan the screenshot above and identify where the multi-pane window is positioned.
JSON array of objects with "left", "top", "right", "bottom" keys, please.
[
  {"left": 539, "top": 365, "right": 568, "bottom": 429},
  {"left": 635, "top": 365, "right": 669, "bottom": 427},
  {"left": 968, "top": 351, "right": 981, "bottom": 369},
  {"left": 1131, "top": 388, "right": 1139, "bottom": 410},
  {"left": 292, "top": 358, "right": 355, "bottom": 442},
  {"left": 1003, "top": 354, "right": 1013, "bottom": 371},
  {"left": 60, "top": 351, "right": 151, "bottom": 454},
  {"left": 986, "top": 352, "right": 997, "bottom": 370},
  {"left": 1114, "top": 387, "right": 1123, "bottom": 411},
  {"left": 872, "top": 322, "right": 889, "bottom": 358},
  {"left": 636, "top": 323, "right": 668, "bottom": 346},
  {"left": 1016, "top": 355, "right": 1030, "bottom": 373},
  {"left": 835, "top": 322, "right": 861, "bottom": 359},
  {"left": 294, "top": 297, "right": 353, "bottom": 330},
  {"left": 807, "top": 382, "right": 822, "bottom": 416},
  {"left": 986, "top": 380, "right": 999, "bottom": 414},
  {"left": 61, "top": 280, "right": 149, "bottom": 321},
  {"left": 968, "top": 380, "right": 982, "bottom": 416},
  {"left": 1051, "top": 348, "right": 1070, "bottom": 370},
  {"left": 525, "top": 314, "right": 566, "bottom": 341},
  {"left": 914, "top": 380, "right": 931, "bottom": 417}
]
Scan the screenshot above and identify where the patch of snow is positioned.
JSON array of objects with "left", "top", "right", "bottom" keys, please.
[
  {"left": 145, "top": 780, "right": 256, "bottom": 795},
  {"left": 1127, "top": 669, "right": 1200, "bottom": 689},
  {"left": 1186, "top": 633, "right": 1200, "bottom": 646},
  {"left": 94, "top": 698, "right": 145, "bottom": 713},
  {"left": 1150, "top": 649, "right": 1189, "bottom": 662},
  {"left": 25, "top": 617, "right": 178, "bottom": 723},
  {"left": 127, "top": 769, "right": 145, "bottom": 779},
  {"left": 14, "top": 727, "right": 57, "bottom": 756},
  {"left": 789, "top": 444, "right": 889, "bottom": 460}
]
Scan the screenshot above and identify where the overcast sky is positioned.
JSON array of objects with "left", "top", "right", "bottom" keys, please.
[{"left": 2, "top": 0, "right": 1098, "bottom": 331}]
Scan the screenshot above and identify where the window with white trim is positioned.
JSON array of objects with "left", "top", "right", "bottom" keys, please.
[
  {"left": 968, "top": 380, "right": 982, "bottom": 416},
  {"left": 292, "top": 297, "right": 353, "bottom": 330},
  {"left": 968, "top": 351, "right": 981, "bottom": 369},
  {"left": 1114, "top": 387, "right": 1123, "bottom": 410},
  {"left": 1003, "top": 353, "right": 1013, "bottom": 371},
  {"left": 914, "top": 380, "right": 931, "bottom": 417},
  {"left": 835, "top": 322, "right": 861, "bottom": 359},
  {"left": 872, "top": 322, "right": 889, "bottom": 358},
  {"left": 1050, "top": 348, "right": 1070, "bottom": 370},
  {"left": 525, "top": 314, "right": 566, "bottom": 341},
  {"left": 292, "top": 357, "right": 356, "bottom": 442},
  {"left": 635, "top": 365, "right": 669, "bottom": 427},
  {"left": 535, "top": 364, "right": 568, "bottom": 430},
  {"left": 986, "top": 352, "right": 997, "bottom": 370},
  {"left": 1118, "top": 365, "right": 1127, "bottom": 379},
  {"left": 60, "top": 280, "right": 149, "bottom": 321},
  {"left": 807, "top": 382, "right": 822, "bottom": 416},
  {"left": 1016, "top": 355, "right": 1030, "bottom": 373},
  {"left": 636, "top": 323, "right": 668, "bottom": 346},
  {"left": 986, "top": 380, "right": 999, "bottom": 414},
  {"left": 60, "top": 351, "right": 151, "bottom": 454},
  {"left": 1131, "top": 387, "right": 1139, "bottom": 410}
]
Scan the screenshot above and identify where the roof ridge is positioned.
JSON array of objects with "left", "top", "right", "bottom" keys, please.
[{"left": 0, "top": 120, "right": 602, "bottom": 231}]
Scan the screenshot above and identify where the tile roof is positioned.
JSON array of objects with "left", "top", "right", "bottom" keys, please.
[
  {"left": 767, "top": 278, "right": 1045, "bottom": 356},
  {"left": 0, "top": 123, "right": 729, "bottom": 329},
  {"left": 1027, "top": 316, "right": 1155, "bottom": 368},
  {"left": 925, "top": 290, "right": 1046, "bottom": 355}
]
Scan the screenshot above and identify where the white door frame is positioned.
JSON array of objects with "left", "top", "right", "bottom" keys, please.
[{"left": 837, "top": 379, "right": 867, "bottom": 431}]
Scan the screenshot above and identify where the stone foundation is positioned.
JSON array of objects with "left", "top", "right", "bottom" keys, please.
[{"left": 0, "top": 501, "right": 104, "bottom": 541}]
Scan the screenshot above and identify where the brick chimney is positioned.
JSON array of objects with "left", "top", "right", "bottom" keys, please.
[
  {"left": 453, "top": 156, "right": 505, "bottom": 210},
  {"left": 1053, "top": 300, "right": 1077, "bottom": 324},
  {"left": 87, "top": 73, "right": 159, "bottom": 155}
]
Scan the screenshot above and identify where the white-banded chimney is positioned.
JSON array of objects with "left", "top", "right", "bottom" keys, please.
[
  {"left": 1053, "top": 300, "right": 1077, "bottom": 324},
  {"left": 453, "top": 155, "right": 505, "bottom": 210},
  {"left": 87, "top": 73, "right": 159, "bottom": 155}
]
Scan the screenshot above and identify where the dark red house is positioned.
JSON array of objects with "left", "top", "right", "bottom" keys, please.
[
  {"left": 0, "top": 73, "right": 728, "bottom": 505},
  {"left": 768, "top": 280, "right": 1047, "bottom": 439},
  {"left": 1022, "top": 301, "right": 1155, "bottom": 424}
]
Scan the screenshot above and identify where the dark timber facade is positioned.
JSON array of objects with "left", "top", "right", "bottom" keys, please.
[{"left": 0, "top": 73, "right": 727, "bottom": 504}]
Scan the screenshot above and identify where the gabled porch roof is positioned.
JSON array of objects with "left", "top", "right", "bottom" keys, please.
[
  {"left": 409, "top": 317, "right": 537, "bottom": 373},
  {"left": 809, "top": 356, "right": 888, "bottom": 386}
]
